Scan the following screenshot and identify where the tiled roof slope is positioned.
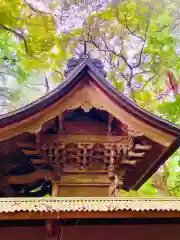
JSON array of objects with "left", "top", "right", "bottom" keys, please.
[{"left": 1, "top": 197, "right": 180, "bottom": 213}]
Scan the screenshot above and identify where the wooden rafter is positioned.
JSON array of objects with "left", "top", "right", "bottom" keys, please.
[
  {"left": 135, "top": 144, "right": 152, "bottom": 151},
  {"left": 128, "top": 151, "right": 145, "bottom": 158},
  {"left": 8, "top": 169, "right": 53, "bottom": 185}
]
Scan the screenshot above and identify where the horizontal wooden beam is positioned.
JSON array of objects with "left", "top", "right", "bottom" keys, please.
[
  {"left": 1, "top": 210, "right": 180, "bottom": 220},
  {"left": 128, "top": 151, "right": 145, "bottom": 157},
  {"left": 31, "top": 159, "right": 47, "bottom": 165},
  {"left": 8, "top": 169, "right": 53, "bottom": 185},
  {"left": 57, "top": 183, "right": 110, "bottom": 187},
  {"left": 22, "top": 149, "right": 40, "bottom": 155},
  {"left": 121, "top": 160, "right": 137, "bottom": 166},
  {"left": 40, "top": 134, "right": 129, "bottom": 145},
  {"left": 60, "top": 174, "right": 109, "bottom": 184},
  {"left": 62, "top": 169, "right": 108, "bottom": 174},
  {"left": 134, "top": 144, "right": 152, "bottom": 151},
  {"left": 0, "top": 186, "right": 15, "bottom": 197},
  {"left": 17, "top": 142, "right": 36, "bottom": 148}
]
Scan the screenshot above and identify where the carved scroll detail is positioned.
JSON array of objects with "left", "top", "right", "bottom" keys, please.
[
  {"left": 128, "top": 126, "right": 143, "bottom": 137},
  {"left": 18, "top": 131, "right": 150, "bottom": 196},
  {"left": 28, "top": 124, "right": 42, "bottom": 134},
  {"left": 77, "top": 143, "right": 93, "bottom": 169},
  {"left": 67, "top": 97, "right": 105, "bottom": 113},
  {"left": 104, "top": 137, "right": 134, "bottom": 197}
]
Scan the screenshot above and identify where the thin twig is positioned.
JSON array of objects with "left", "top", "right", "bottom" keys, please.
[
  {"left": 100, "top": 37, "right": 129, "bottom": 81},
  {"left": 54, "top": 70, "right": 64, "bottom": 78},
  {"left": 86, "top": 30, "right": 133, "bottom": 70},
  {"left": 44, "top": 76, "right": 50, "bottom": 93},
  {"left": 132, "top": 6, "right": 151, "bottom": 69},
  {"left": 133, "top": 70, "right": 151, "bottom": 77},
  {"left": 132, "top": 21, "right": 149, "bottom": 69},
  {"left": 141, "top": 72, "right": 158, "bottom": 91},
  {"left": 24, "top": 84, "right": 42, "bottom": 92},
  {"left": 123, "top": 12, "right": 144, "bottom": 41},
  {"left": 0, "top": 71, "right": 15, "bottom": 77}
]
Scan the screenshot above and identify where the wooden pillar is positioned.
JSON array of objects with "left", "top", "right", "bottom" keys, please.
[
  {"left": 46, "top": 221, "right": 64, "bottom": 240},
  {"left": 52, "top": 181, "right": 59, "bottom": 197},
  {"left": 0, "top": 185, "right": 15, "bottom": 197},
  {"left": 0, "top": 176, "right": 15, "bottom": 196},
  {"left": 57, "top": 114, "right": 64, "bottom": 133},
  {"left": 107, "top": 114, "right": 113, "bottom": 135},
  {"left": 36, "top": 132, "right": 41, "bottom": 149},
  {"left": 46, "top": 220, "right": 57, "bottom": 240},
  {"left": 107, "top": 143, "right": 127, "bottom": 197}
]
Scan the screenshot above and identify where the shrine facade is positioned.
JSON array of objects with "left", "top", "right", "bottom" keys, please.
[
  {"left": 0, "top": 53, "right": 180, "bottom": 239},
  {"left": 0, "top": 53, "right": 180, "bottom": 198}
]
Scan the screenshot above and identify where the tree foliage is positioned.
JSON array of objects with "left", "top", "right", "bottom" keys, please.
[
  {"left": 80, "top": 0, "right": 179, "bottom": 106},
  {"left": 0, "top": 0, "right": 80, "bottom": 108},
  {"left": 0, "top": 0, "right": 180, "bottom": 196}
]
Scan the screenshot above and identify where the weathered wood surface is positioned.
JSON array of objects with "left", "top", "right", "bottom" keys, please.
[
  {"left": 58, "top": 186, "right": 110, "bottom": 197},
  {"left": 39, "top": 134, "right": 129, "bottom": 144},
  {"left": 1, "top": 224, "right": 180, "bottom": 240},
  {"left": 8, "top": 169, "right": 53, "bottom": 184},
  {"left": 60, "top": 174, "right": 110, "bottom": 184}
]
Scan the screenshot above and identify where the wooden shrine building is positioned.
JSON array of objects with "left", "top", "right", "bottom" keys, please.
[{"left": 0, "top": 53, "right": 180, "bottom": 239}]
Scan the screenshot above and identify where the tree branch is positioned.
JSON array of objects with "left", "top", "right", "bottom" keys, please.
[
  {"left": 86, "top": 30, "right": 137, "bottom": 101},
  {"left": 24, "top": 84, "right": 43, "bottom": 92},
  {"left": 132, "top": 20, "right": 149, "bottom": 69},
  {"left": 44, "top": 76, "right": 50, "bottom": 93},
  {"left": 123, "top": 12, "right": 144, "bottom": 41},
  {"left": 132, "top": 6, "right": 151, "bottom": 69},
  {"left": 0, "top": 71, "right": 15, "bottom": 77},
  {"left": 24, "top": 0, "right": 60, "bottom": 19},
  {"left": 88, "top": 37, "right": 133, "bottom": 71},
  {"left": 100, "top": 36, "right": 129, "bottom": 82},
  {"left": 0, "top": 24, "right": 33, "bottom": 57},
  {"left": 133, "top": 70, "right": 151, "bottom": 77}
]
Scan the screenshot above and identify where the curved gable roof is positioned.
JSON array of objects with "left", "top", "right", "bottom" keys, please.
[{"left": 0, "top": 56, "right": 179, "bottom": 138}]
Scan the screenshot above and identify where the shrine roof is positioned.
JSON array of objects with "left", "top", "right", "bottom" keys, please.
[
  {"left": 0, "top": 55, "right": 179, "bottom": 138},
  {"left": 1, "top": 197, "right": 180, "bottom": 220},
  {"left": 0, "top": 55, "right": 180, "bottom": 195}
]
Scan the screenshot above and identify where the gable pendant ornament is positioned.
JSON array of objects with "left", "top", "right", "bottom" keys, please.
[
  {"left": 67, "top": 97, "right": 106, "bottom": 113},
  {"left": 80, "top": 98, "right": 93, "bottom": 112}
]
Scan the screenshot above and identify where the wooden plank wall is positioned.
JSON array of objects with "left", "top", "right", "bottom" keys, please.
[
  {"left": 0, "top": 224, "right": 180, "bottom": 240},
  {"left": 0, "top": 226, "right": 46, "bottom": 240}
]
